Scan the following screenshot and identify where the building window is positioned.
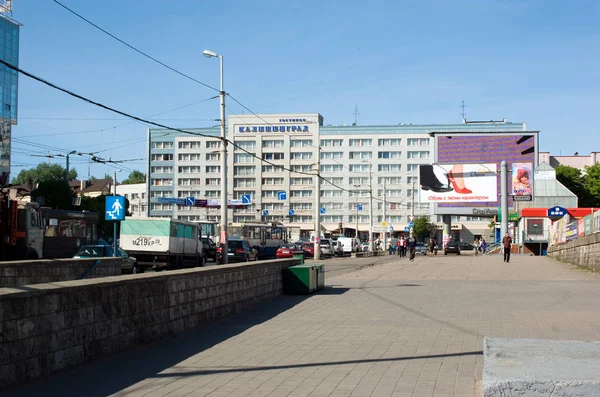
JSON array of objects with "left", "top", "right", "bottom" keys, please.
[
  {"left": 151, "top": 166, "right": 173, "bottom": 174},
  {"left": 379, "top": 164, "right": 402, "bottom": 172},
  {"left": 349, "top": 152, "right": 372, "bottom": 160},
  {"left": 350, "top": 177, "right": 369, "bottom": 185},
  {"left": 234, "top": 178, "right": 256, "bottom": 188},
  {"left": 294, "top": 216, "right": 313, "bottom": 223},
  {"left": 291, "top": 165, "right": 313, "bottom": 173},
  {"left": 407, "top": 176, "right": 418, "bottom": 184},
  {"left": 177, "top": 178, "right": 201, "bottom": 186},
  {"left": 178, "top": 153, "right": 202, "bottom": 161},
  {"left": 290, "top": 139, "right": 312, "bottom": 147},
  {"left": 291, "top": 190, "right": 312, "bottom": 197},
  {"left": 377, "top": 189, "right": 402, "bottom": 197},
  {"left": 291, "top": 152, "right": 312, "bottom": 160},
  {"left": 350, "top": 190, "right": 369, "bottom": 197},
  {"left": 234, "top": 153, "right": 255, "bottom": 163},
  {"left": 262, "top": 203, "right": 285, "bottom": 211},
  {"left": 378, "top": 151, "right": 401, "bottom": 159},
  {"left": 324, "top": 177, "right": 343, "bottom": 186},
  {"left": 206, "top": 141, "right": 221, "bottom": 149},
  {"left": 291, "top": 203, "right": 313, "bottom": 210},
  {"left": 321, "top": 152, "right": 343, "bottom": 160},
  {"left": 378, "top": 138, "right": 401, "bottom": 146},
  {"left": 205, "top": 190, "right": 220, "bottom": 198},
  {"left": 263, "top": 152, "right": 285, "bottom": 160},
  {"left": 178, "top": 141, "right": 202, "bottom": 149},
  {"left": 320, "top": 164, "right": 344, "bottom": 172},
  {"left": 151, "top": 191, "right": 173, "bottom": 198},
  {"left": 205, "top": 178, "right": 221, "bottom": 186},
  {"left": 262, "top": 190, "right": 278, "bottom": 198},
  {"left": 262, "top": 177, "right": 285, "bottom": 185},
  {"left": 235, "top": 141, "right": 256, "bottom": 151},
  {"left": 325, "top": 203, "right": 344, "bottom": 210},
  {"left": 151, "top": 203, "right": 173, "bottom": 211},
  {"left": 407, "top": 138, "right": 430, "bottom": 146},
  {"left": 378, "top": 176, "right": 401, "bottom": 185},
  {"left": 407, "top": 164, "right": 419, "bottom": 173},
  {"left": 322, "top": 216, "right": 343, "bottom": 223},
  {"left": 205, "top": 166, "right": 220, "bottom": 174},
  {"left": 262, "top": 165, "right": 284, "bottom": 173},
  {"left": 320, "top": 139, "right": 343, "bottom": 147},
  {"left": 262, "top": 140, "right": 284, "bottom": 148},
  {"left": 321, "top": 190, "right": 344, "bottom": 197},
  {"left": 178, "top": 191, "right": 201, "bottom": 198},
  {"left": 349, "top": 139, "right": 372, "bottom": 147},
  {"left": 151, "top": 154, "right": 173, "bottom": 161},
  {"left": 407, "top": 151, "right": 429, "bottom": 159},
  {"left": 234, "top": 166, "right": 256, "bottom": 176},
  {"left": 290, "top": 177, "right": 313, "bottom": 185},
  {"left": 178, "top": 166, "right": 201, "bottom": 173},
  {"left": 349, "top": 164, "right": 370, "bottom": 172},
  {"left": 152, "top": 179, "right": 173, "bottom": 186},
  {"left": 152, "top": 141, "right": 173, "bottom": 149},
  {"left": 206, "top": 153, "right": 220, "bottom": 161}
]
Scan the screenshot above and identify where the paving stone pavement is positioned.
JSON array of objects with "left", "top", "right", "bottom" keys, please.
[{"left": 7, "top": 253, "right": 600, "bottom": 397}]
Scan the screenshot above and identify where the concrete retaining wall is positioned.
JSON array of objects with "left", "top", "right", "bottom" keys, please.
[
  {"left": 0, "top": 257, "right": 124, "bottom": 288},
  {"left": 547, "top": 233, "right": 600, "bottom": 272},
  {"left": 0, "top": 258, "right": 298, "bottom": 390}
]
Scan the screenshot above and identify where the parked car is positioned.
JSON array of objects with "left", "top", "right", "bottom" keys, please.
[
  {"left": 276, "top": 244, "right": 304, "bottom": 259},
  {"left": 458, "top": 242, "right": 474, "bottom": 251},
  {"left": 444, "top": 241, "right": 461, "bottom": 255},
  {"left": 216, "top": 239, "right": 258, "bottom": 263},
  {"left": 360, "top": 242, "right": 370, "bottom": 252},
  {"left": 301, "top": 242, "right": 316, "bottom": 258},
  {"left": 73, "top": 244, "right": 138, "bottom": 274},
  {"left": 330, "top": 240, "right": 344, "bottom": 256},
  {"left": 201, "top": 236, "right": 217, "bottom": 262},
  {"left": 415, "top": 242, "right": 428, "bottom": 255},
  {"left": 319, "top": 239, "right": 333, "bottom": 258}
]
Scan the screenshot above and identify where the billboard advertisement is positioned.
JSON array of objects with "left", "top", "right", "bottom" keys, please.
[
  {"left": 511, "top": 162, "right": 533, "bottom": 201},
  {"left": 434, "top": 133, "right": 537, "bottom": 214},
  {"left": 419, "top": 164, "right": 497, "bottom": 203}
]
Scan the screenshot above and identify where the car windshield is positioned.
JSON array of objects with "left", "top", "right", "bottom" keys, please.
[
  {"left": 75, "top": 246, "right": 109, "bottom": 257},
  {"left": 320, "top": 239, "right": 330, "bottom": 245},
  {"left": 229, "top": 241, "right": 243, "bottom": 249}
]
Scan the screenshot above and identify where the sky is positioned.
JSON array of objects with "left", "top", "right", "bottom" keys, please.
[{"left": 9, "top": 0, "right": 600, "bottom": 181}]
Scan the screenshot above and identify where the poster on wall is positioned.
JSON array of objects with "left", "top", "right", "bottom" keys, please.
[
  {"left": 511, "top": 162, "right": 533, "bottom": 201},
  {"left": 419, "top": 163, "right": 497, "bottom": 203}
]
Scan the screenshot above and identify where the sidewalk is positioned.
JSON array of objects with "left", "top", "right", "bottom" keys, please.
[{"left": 7, "top": 254, "right": 600, "bottom": 397}]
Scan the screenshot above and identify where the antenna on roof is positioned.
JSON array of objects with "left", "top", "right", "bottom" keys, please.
[
  {"left": 353, "top": 104, "right": 360, "bottom": 126},
  {"left": 461, "top": 100, "right": 467, "bottom": 122}
]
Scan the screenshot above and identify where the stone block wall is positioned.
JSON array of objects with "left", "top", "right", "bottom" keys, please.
[
  {"left": 547, "top": 233, "right": 600, "bottom": 272},
  {"left": 0, "top": 258, "right": 124, "bottom": 288},
  {"left": 0, "top": 258, "right": 298, "bottom": 390}
]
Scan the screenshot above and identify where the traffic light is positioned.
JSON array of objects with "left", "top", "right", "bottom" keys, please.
[{"left": 339, "top": 222, "right": 343, "bottom": 230}]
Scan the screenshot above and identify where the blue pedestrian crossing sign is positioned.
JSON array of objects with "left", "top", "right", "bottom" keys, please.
[
  {"left": 105, "top": 196, "right": 126, "bottom": 221},
  {"left": 288, "top": 209, "right": 295, "bottom": 216},
  {"left": 357, "top": 203, "right": 363, "bottom": 211},
  {"left": 262, "top": 209, "right": 269, "bottom": 216},
  {"left": 241, "top": 194, "right": 252, "bottom": 204},
  {"left": 320, "top": 208, "right": 326, "bottom": 214},
  {"left": 278, "top": 191, "right": 287, "bottom": 201},
  {"left": 408, "top": 221, "right": 414, "bottom": 228},
  {"left": 186, "top": 196, "right": 195, "bottom": 206}
]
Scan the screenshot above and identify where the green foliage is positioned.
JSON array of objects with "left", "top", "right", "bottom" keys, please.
[
  {"left": 412, "top": 215, "right": 436, "bottom": 241},
  {"left": 121, "top": 170, "right": 146, "bottom": 185},
  {"left": 556, "top": 164, "right": 600, "bottom": 207},
  {"left": 31, "top": 180, "right": 74, "bottom": 209},
  {"left": 11, "top": 163, "right": 78, "bottom": 185}
]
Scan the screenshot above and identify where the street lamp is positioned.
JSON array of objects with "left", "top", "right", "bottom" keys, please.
[
  {"left": 353, "top": 184, "right": 360, "bottom": 240},
  {"left": 204, "top": 49, "right": 229, "bottom": 264},
  {"left": 112, "top": 169, "right": 122, "bottom": 257},
  {"left": 361, "top": 160, "right": 374, "bottom": 252},
  {"left": 65, "top": 150, "right": 77, "bottom": 182}
]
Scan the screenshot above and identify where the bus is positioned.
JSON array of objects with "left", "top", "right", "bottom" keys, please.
[
  {"left": 42, "top": 208, "right": 99, "bottom": 259},
  {"left": 228, "top": 222, "right": 300, "bottom": 259},
  {"left": 194, "top": 220, "right": 219, "bottom": 242}
]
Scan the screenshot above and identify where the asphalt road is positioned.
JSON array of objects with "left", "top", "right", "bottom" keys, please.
[{"left": 304, "top": 253, "right": 402, "bottom": 278}]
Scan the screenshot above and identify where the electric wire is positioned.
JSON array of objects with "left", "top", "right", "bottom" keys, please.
[{"left": 53, "top": 0, "right": 219, "bottom": 93}]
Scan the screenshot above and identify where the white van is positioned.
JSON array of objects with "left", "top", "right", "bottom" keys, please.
[{"left": 338, "top": 237, "right": 359, "bottom": 255}]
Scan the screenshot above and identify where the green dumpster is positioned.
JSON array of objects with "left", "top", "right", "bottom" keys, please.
[
  {"left": 292, "top": 252, "right": 305, "bottom": 264},
  {"left": 314, "top": 264, "right": 325, "bottom": 290},
  {"left": 283, "top": 265, "right": 316, "bottom": 294}
]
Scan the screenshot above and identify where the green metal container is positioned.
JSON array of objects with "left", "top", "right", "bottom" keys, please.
[
  {"left": 292, "top": 253, "right": 305, "bottom": 264},
  {"left": 314, "top": 264, "right": 325, "bottom": 290},
  {"left": 283, "top": 265, "right": 316, "bottom": 294}
]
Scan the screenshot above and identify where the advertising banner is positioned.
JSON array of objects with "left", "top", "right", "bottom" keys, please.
[
  {"left": 565, "top": 221, "right": 578, "bottom": 241},
  {"left": 511, "top": 162, "right": 533, "bottom": 201},
  {"left": 419, "top": 163, "right": 497, "bottom": 203},
  {"left": 584, "top": 214, "right": 594, "bottom": 236},
  {"left": 594, "top": 210, "right": 600, "bottom": 233},
  {"left": 578, "top": 218, "right": 585, "bottom": 238}
]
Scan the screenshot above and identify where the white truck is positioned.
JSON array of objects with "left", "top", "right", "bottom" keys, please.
[
  {"left": 120, "top": 218, "right": 207, "bottom": 272},
  {"left": 337, "top": 237, "right": 360, "bottom": 255}
]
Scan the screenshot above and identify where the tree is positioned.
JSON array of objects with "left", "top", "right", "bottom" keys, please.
[
  {"left": 583, "top": 164, "right": 600, "bottom": 207},
  {"left": 79, "top": 194, "right": 130, "bottom": 239},
  {"left": 556, "top": 165, "right": 590, "bottom": 206},
  {"left": 412, "top": 215, "right": 436, "bottom": 241},
  {"left": 121, "top": 170, "right": 146, "bottom": 185},
  {"left": 11, "top": 163, "right": 77, "bottom": 185},
  {"left": 31, "top": 180, "right": 74, "bottom": 209}
]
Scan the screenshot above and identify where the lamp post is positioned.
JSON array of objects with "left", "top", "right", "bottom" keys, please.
[
  {"left": 113, "top": 169, "right": 122, "bottom": 257},
  {"left": 354, "top": 184, "right": 360, "bottom": 240},
  {"left": 65, "top": 150, "right": 77, "bottom": 182},
  {"left": 362, "top": 160, "right": 374, "bottom": 252},
  {"left": 203, "top": 49, "right": 228, "bottom": 264}
]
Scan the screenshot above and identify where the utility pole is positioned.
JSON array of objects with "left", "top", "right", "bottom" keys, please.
[
  {"left": 382, "top": 178, "right": 387, "bottom": 252},
  {"left": 368, "top": 167, "right": 374, "bottom": 252},
  {"left": 313, "top": 147, "right": 321, "bottom": 260},
  {"left": 411, "top": 180, "right": 415, "bottom": 231},
  {"left": 113, "top": 171, "right": 118, "bottom": 257}
]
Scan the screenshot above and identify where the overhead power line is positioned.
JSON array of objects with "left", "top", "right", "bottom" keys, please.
[
  {"left": 53, "top": 0, "right": 219, "bottom": 92},
  {"left": 2, "top": 59, "right": 411, "bottom": 206}
]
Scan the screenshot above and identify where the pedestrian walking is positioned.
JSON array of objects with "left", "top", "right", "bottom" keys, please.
[
  {"left": 428, "top": 238, "right": 436, "bottom": 257},
  {"left": 473, "top": 238, "right": 480, "bottom": 257},
  {"left": 481, "top": 238, "right": 487, "bottom": 255},
  {"left": 397, "top": 239, "right": 402, "bottom": 256},
  {"left": 407, "top": 232, "right": 417, "bottom": 261},
  {"left": 502, "top": 232, "right": 512, "bottom": 263},
  {"left": 402, "top": 237, "right": 407, "bottom": 257},
  {"left": 388, "top": 242, "right": 393, "bottom": 255}
]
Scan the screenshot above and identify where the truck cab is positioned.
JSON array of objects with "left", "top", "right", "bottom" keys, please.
[{"left": 1, "top": 199, "right": 44, "bottom": 260}]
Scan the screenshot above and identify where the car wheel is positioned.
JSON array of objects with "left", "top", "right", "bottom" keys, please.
[
  {"left": 201, "top": 255, "right": 207, "bottom": 267},
  {"left": 457, "top": 252, "right": 460, "bottom": 255},
  {"left": 246, "top": 254, "right": 250, "bottom": 262},
  {"left": 444, "top": 252, "right": 448, "bottom": 255}
]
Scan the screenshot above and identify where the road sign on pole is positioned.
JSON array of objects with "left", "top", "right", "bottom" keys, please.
[
  {"left": 105, "top": 196, "right": 126, "bottom": 221},
  {"left": 262, "top": 209, "right": 269, "bottom": 217},
  {"left": 278, "top": 191, "right": 287, "bottom": 200},
  {"left": 320, "top": 208, "right": 326, "bottom": 214},
  {"left": 241, "top": 194, "right": 252, "bottom": 204},
  {"left": 357, "top": 203, "right": 363, "bottom": 211},
  {"left": 289, "top": 209, "right": 294, "bottom": 216},
  {"left": 186, "top": 196, "right": 195, "bottom": 206}
]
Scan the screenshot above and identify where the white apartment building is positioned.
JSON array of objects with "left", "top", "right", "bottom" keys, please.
[
  {"left": 147, "top": 113, "right": 528, "bottom": 240},
  {"left": 117, "top": 183, "right": 147, "bottom": 218}
]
